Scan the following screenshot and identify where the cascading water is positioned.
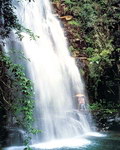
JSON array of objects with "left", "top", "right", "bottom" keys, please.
[{"left": 4, "top": 0, "right": 94, "bottom": 148}]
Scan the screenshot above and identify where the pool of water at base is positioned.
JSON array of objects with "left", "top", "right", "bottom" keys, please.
[{"left": 3, "top": 132, "right": 120, "bottom": 150}]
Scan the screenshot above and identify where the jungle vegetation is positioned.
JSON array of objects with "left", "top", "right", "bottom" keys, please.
[
  {"left": 0, "top": 0, "right": 36, "bottom": 148},
  {"left": 52, "top": 0, "right": 120, "bottom": 106},
  {"left": 0, "top": 0, "right": 120, "bottom": 147}
]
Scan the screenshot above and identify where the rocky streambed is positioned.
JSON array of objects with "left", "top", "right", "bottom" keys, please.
[{"left": 92, "top": 110, "right": 120, "bottom": 131}]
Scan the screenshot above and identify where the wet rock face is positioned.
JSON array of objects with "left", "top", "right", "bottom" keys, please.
[
  {"left": 92, "top": 111, "right": 120, "bottom": 131},
  {"left": 107, "top": 113, "right": 120, "bottom": 130},
  {"left": 0, "top": 127, "right": 8, "bottom": 147},
  {"left": 0, "top": 126, "right": 25, "bottom": 147},
  {"left": 5, "top": 127, "right": 24, "bottom": 146}
]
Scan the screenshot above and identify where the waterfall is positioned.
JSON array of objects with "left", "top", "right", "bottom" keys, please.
[{"left": 5, "top": 0, "right": 93, "bottom": 147}]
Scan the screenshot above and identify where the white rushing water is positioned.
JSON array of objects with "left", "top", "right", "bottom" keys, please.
[{"left": 5, "top": 0, "right": 93, "bottom": 147}]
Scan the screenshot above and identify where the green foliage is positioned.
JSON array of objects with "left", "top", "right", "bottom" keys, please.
[
  {"left": 0, "top": 0, "right": 39, "bottom": 40},
  {"left": 58, "top": 0, "right": 120, "bottom": 102},
  {"left": 24, "top": 147, "right": 32, "bottom": 150},
  {"left": 15, "top": 25, "right": 40, "bottom": 41},
  {"left": 0, "top": 0, "right": 18, "bottom": 38},
  {"left": 0, "top": 0, "right": 40, "bottom": 148},
  {"left": 63, "top": 0, "right": 75, "bottom": 5},
  {"left": 0, "top": 51, "right": 36, "bottom": 149},
  {"left": 68, "top": 20, "right": 80, "bottom": 26},
  {"left": 89, "top": 101, "right": 103, "bottom": 110},
  {"left": 89, "top": 101, "right": 120, "bottom": 113},
  {"left": 0, "top": 52, "right": 34, "bottom": 129}
]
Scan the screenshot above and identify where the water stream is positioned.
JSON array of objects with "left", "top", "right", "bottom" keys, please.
[
  {"left": 4, "top": 0, "right": 94, "bottom": 149},
  {"left": 4, "top": 132, "right": 120, "bottom": 150}
]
